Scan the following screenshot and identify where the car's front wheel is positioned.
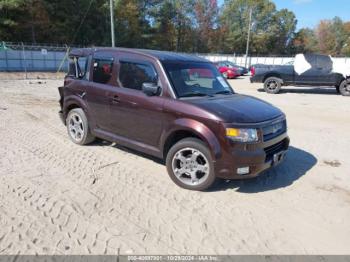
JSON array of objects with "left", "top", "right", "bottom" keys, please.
[
  {"left": 335, "top": 85, "right": 340, "bottom": 93},
  {"left": 166, "top": 138, "right": 216, "bottom": 191},
  {"left": 339, "top": 79, "right": 350, "bottom": 96},
  {"left": 264, "top": 77, "right": 282, "bottom": 94},
  {"left": 66, "top": 108, "right": 95, "bottom": 145}
]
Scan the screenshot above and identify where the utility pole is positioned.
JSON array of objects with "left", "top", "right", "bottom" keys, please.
[
  {"left": 110, "top": 0, "right": 115, "bottom": 47},
  {"left": 245, "top": 7, "right": 253, "bottom": 68}
]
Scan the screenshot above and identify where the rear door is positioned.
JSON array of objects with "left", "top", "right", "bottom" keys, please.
[
  {"left": 85, "top": 55, "right": 116, "bottom": 132},
  {"left": 315, "top": 55, "right": 335, "bottom": 85}
]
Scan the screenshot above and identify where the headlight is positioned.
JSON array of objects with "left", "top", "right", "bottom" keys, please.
[
  {"left": 226, "top": 128, "right": 258, "bottom": 142},
  {"left": 227, "top": 70, "right": 232, "bottom": 74}
]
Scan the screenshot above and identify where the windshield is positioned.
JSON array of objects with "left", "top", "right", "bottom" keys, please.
[
  {"left": 225, "top": 61, "right": 237, "bottom": 67},
  {"left": 163, "top": 62, "right": 234, "bottom": 98}
]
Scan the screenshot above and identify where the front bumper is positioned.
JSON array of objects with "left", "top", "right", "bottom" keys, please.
[{"left": 215, "top": 133, "right": 290, "bottom": 179}]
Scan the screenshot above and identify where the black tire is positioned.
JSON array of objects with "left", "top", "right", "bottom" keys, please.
[
  {"left": 166, "top": 138, "right": 216, "bottom": 191},
  {"left": 335, "top": 85, "right": 340, "bottom": 93},
  {"left": 264, "top": 77, "right": 282, "bottom": 94},
  {"left": 66, "top": 108, "right": 95, "bottom": 145},
  {"left": 339, "top": 79, "right": 350, "bottom": 96}
]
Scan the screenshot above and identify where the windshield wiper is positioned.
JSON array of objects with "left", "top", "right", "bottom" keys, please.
[
  {"left": 180, "top": 92, "right": 214, "bottom": 98},
  {"left": 214, "top": 90, "right": 233, "bottom": 95}
]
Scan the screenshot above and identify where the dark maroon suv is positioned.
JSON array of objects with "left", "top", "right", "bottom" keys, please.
[{"left": 58, "top": 48, "right": 289, "bottom": 190}]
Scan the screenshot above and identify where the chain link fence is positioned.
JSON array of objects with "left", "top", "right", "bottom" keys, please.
[
  {"left": 198, "top": 54, "right": 350, "bottom": 67},
  {"left": 0, "top": 42, "right": 71, "bottom": 75},
  {"left": 1, "top": 42, "right": 349, "bottom": 79}
]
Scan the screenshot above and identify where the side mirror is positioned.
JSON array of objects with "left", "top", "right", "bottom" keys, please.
[{"left": 142, "top": 82, "right": 160, "bottom": 96}]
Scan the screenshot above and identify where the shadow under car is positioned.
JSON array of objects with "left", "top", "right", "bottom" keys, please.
[
  {"left": 209, "top": 146, "right": 317, "bottom": 193},
  {"left": 258, "top": 86, "right": 338, "bottom": 95},
  {"left": 88, "top": 140, "right": 316, "bottom": 193}
]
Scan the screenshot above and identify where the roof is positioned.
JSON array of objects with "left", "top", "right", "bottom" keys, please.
[{"left": 69, "top": 47, "right": 209, "bottom": 63}]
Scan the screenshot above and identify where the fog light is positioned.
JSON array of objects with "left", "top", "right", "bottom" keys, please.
[{"left": 237, "top": 167, "right": 250, "bottom": 175}]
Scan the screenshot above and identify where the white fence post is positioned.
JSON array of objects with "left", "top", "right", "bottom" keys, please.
[{"left": 21, "top": 42, "right": 27, "bottom": 79}]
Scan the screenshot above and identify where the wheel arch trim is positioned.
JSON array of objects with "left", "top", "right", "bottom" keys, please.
[
  {"left": 63, "top": 96, "right": 89, "bottom": 117},
  {"left": 263, "top": 73, "right": 284, "bottom": 83},
  {"left": 161, "top": 118, "right": 222, "bottom": 160}
]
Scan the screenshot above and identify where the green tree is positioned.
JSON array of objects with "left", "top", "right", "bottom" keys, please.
[
  {"left": 150, "top": 0, "right": 177, "bottom": 50},
  {"left": 293, "top": 28, "right": 318, "bottom": 53},
  {"left": 220, "top": 0, "right": 296, "bottom": 55},
  {"left": 341, "top": 22, "right": 350, "bottom": 56},
  {"left": 193, "top": 0, "right": 219, "bottom": 53},
  {"left": 4, "top": 0, "right": 350, "bottom": 57},
  {"left": 268, "top": 9, "right": 297, "bottom": 54},
  {"left": 330, "top": 17, "right": 347, "bottom": 55},
  {"left": 0, "top": 0, "right": 25, "bottom": 40},
  {"left": 0, "top": 0, "right": 50, "bottom": 43}
]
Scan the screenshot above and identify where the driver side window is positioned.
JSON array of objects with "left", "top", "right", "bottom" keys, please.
[{"left": 119, "top": 61, "right": 158, "bottom": 91}]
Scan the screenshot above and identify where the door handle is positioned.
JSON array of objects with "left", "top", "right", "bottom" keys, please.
[
  {"left": 78, "top": 91, "right": 86, "bottom": 99},
  {"left": 111, "top": 95, "right": 120, "bottom": 103}
]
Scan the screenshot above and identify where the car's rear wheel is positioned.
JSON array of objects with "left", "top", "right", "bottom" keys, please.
[
  {"left": 166, "top": 138, "right": 216, "bottom": 191},
  {"left": 264, "top": 77, "right": 282, "bottom": 94},
  {"left": 66, "top": 108, "right": 95, "bottom": 145},
  {"left": 339, "top": 79, "right": 350, "bottom": 96}
]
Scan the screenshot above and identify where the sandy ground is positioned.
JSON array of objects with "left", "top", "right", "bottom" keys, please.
[
  {"left": 0, "top": 72, "right": 65, "bottom": 80},
  {"left": 0, "top": 76, "right": 349, "bottom": 255}
]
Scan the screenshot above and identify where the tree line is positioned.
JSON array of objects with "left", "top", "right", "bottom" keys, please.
[{"left": 0, "top": 0, "right": 349, "bottom": 56}]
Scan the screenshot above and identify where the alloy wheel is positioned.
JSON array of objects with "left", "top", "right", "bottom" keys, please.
[
  {"left": 68, "top": 113, "right": 85, "bottom": 142},
  {"left": 341, "top": 82, "right": 350, "bottom": 95},
  {"left": 171, "top": 147, "right": 210, "bottom": 186},
  {"left": 266, "top": 79, "right": 278, "bottom": 91}
]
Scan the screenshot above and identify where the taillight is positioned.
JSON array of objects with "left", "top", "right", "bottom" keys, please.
[
  {"left": 251, "top": 67, "right": 255, "bottom": 76},
  {"left": 64, "top": 76, "right": 73, "bottom": 86}
]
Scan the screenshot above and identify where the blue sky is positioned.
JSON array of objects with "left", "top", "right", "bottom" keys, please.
[
  {"left": 218, "top": 0, "right": 350, "bottom": 30},
  {"left": 273, "top": 0, "right": 350, "bottom": 29}
]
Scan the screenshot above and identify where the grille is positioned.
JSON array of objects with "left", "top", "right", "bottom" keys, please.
[
  {"left": 262, "top": 120, "right": 286, "bottom": 141},
  {"left": 264, "top": 140, "right": 286, "bottom": 162}
]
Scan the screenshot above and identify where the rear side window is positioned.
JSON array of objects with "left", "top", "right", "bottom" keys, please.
[
  {"left": 68, "top": 58, "right": 76, "bottom": 76},
  {"left": 317, "top": 55, "right": 332, "bottom": 71},
  {"left": 93, "top": 58, "right": 114, "bottom": 84},
  {"left": 304, "top": 54, "right": 317, "bottom": 68},
  {"left": 119, "top": 61, "right": 157, "bottom": 91},
  {"left": 68, "top": 56, "right": 88, "bottom": 78}
]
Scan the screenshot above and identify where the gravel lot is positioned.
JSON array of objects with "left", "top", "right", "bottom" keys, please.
[{"left": 0, "top": 76, "right": 349, "bottom": 255}]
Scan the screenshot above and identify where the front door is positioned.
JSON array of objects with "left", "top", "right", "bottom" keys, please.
[{"left": 109, "top": 59, "right": 164, "bottom": 147}]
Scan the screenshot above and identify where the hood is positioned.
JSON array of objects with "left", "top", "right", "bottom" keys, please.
[{"left": 185, "top": 94, "right": 283, "bottom": 123}]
